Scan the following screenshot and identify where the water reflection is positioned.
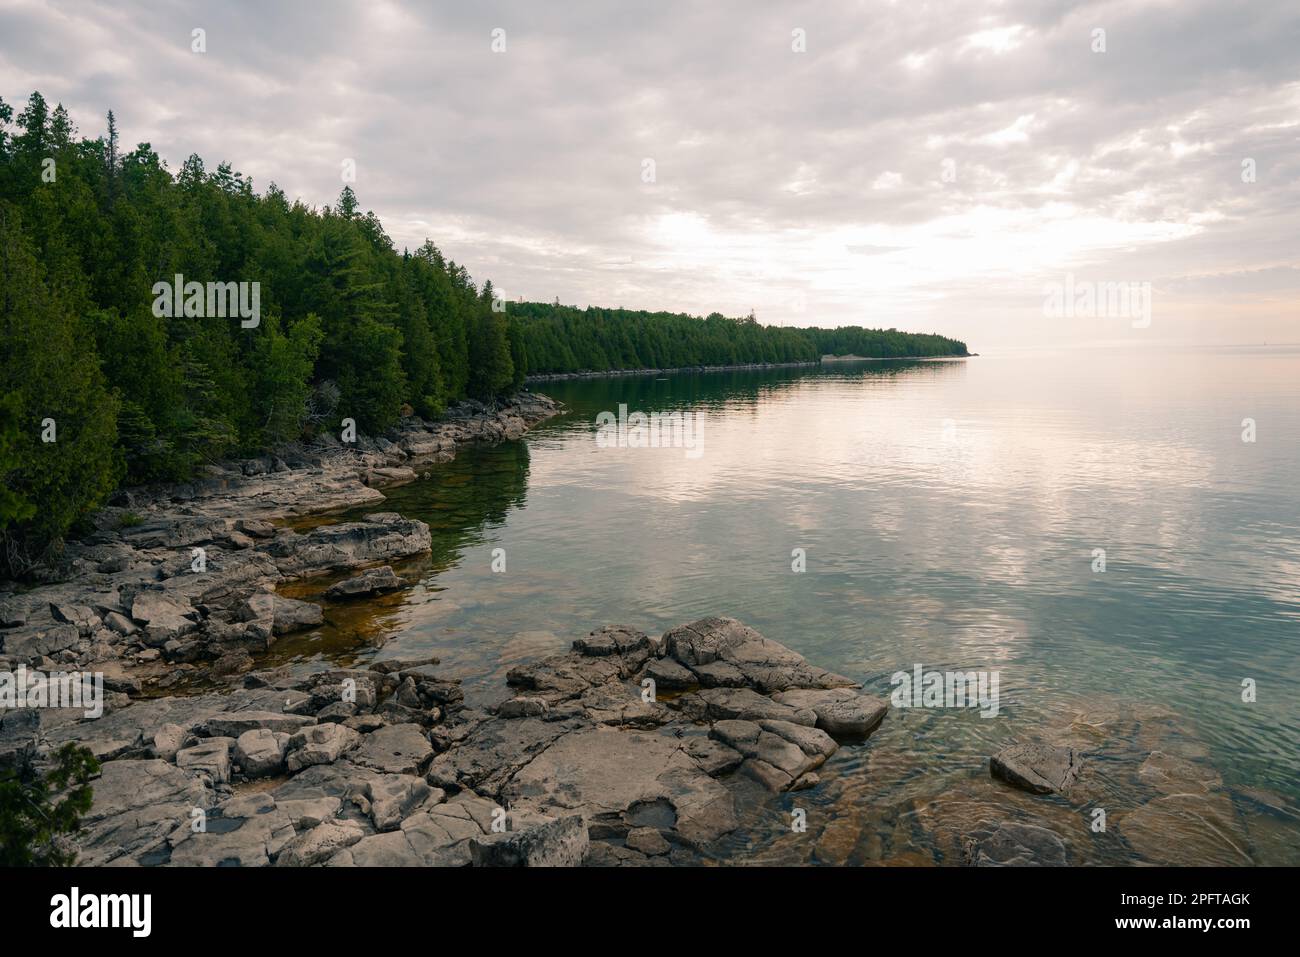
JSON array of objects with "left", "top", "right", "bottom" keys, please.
[{"left": 264, "top": 350, "right": 1300, "bottom": 865}]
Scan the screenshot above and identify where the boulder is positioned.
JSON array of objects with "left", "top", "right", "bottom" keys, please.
[
  {"left": 176, "top": 738, "right": 233, "bottom": 784},
  {"left": 285, "top": 723, "right": 361, "bottom": 772},
  {"left": 661, "top": 617, "right": 857, "bottom": 692},
  {"left": 129, "top": 591, "right": 199, "bottom": 645},
  {"left": 469, "top": 814, "right": 590, "bottom": 867},
  {"left": 625, "top": 826, "right": 671, "bottom": 856},
  {"left": 573, "top": 625, "right": 656, "bottom": 661},
  {"left": 323, "top": 565, "right": 406, "bottom": 600},
  {"left": 239, "top": 593, "right": 324, "bottom": 635},
  {"left": 991, "top": 743, "right": 1082, "bottom": 795},
  {"left": 235, "top": 728, "right": 290, "bottom": 777},
  {"left": 366, "top": 774, "right": 434, "bottom": 831},
  {"left": 150, "top": 723, "right": 187, "bottom": 761},
  {"left": 276, "top": 820, "right": 366, "bottom": 867},
  {"left": 498, "top": 696, "right": 549, "bottom": 718}
]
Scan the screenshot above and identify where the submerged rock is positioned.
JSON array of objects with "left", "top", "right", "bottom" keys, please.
[{"left": 964, "top": 822, "right": 1069, "bottom": 867}]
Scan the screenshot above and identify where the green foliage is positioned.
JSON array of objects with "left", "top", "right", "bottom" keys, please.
[
  {"left": 509, "top": 302, "right": 967, "bottom": 374},
  {"left": 0, "top": 743, "right": 101, "bottom": 867},
  {"left": 0, "top": 393, "right": 36, "bottom": 528},
  {"left": 0, "top": 201, "right": 121, "bottom": 571}
]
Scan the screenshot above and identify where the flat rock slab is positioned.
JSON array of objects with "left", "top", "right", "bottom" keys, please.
[
  {"left": 991, "top": 743, "right": 1082, "bottom": 795},
  {"left": 366, "top": 774, "right": 435, "bottom": 831},
  {"left": 167, "top": 792, "right": 296, "bottom": 866},
  {"left": 426, "top": 716, "right": 582, "bottom": 794},
  {"left": 77, "top": 759, "right": 213, "bottom": 866},
  {"left": 269, "top": 513, "right": 432, "bottom": 577},
  {"left": 205, "top": 711, "right": 315, "bottom": 737},
  {"left": 350, "top": 723, "right": 433, "bottom": 775},
  {"left": 503, "top": 726, "right": 737, "bottom": 847},
  {"left": 276, "top": 820, "right": 366, "bottom": 866}
]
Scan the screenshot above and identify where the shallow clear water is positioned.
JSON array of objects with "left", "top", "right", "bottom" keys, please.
[{"left": 279, "top": 346, "right": 1300, "bottom": 864}]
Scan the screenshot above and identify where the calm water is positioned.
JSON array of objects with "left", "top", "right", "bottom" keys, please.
[{"left": 279, "top": 346, "right": 1300, "bottom": 865}]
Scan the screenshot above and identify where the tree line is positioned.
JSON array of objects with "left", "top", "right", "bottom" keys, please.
[
  {"left": 510, "top": 301, "right": 967, "bottom": 374},
  {"left": 0, "top": 91, "right": 965, "bottom": 575}
]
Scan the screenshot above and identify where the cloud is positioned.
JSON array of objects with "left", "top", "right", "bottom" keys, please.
[{"left": 1, "top": 0, "right": 1297, "bottom": 346}]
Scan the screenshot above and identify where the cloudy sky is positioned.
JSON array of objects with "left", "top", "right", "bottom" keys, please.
[{"left": 2, "top": 0, "right": 1297, "bottom": 347}]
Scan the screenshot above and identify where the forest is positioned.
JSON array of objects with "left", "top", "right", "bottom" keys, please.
[
  {"left": 511, "top": 301, "right": 968, "bottom": 373},
  {"left": 0, "top": 92, "right": 966, "bottom": 574}
]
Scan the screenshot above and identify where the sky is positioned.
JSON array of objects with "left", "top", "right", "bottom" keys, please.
[{"left": 1, "top": 0, "right": 1297, "bottom": 348}]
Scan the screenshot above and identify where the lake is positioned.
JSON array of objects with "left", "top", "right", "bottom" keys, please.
[{"left": 278, "top": 345, "right": 1300, "bottom": 865}]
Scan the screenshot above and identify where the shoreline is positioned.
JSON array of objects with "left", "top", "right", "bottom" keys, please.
[
  {"left": 525, "top": 360, "right": 818, "bottom": 382},
  {"left": 525, "top": 354, "right": 971, "bottom": 382}
]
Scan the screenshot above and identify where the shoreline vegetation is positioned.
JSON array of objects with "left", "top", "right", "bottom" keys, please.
[{"left": 0, "top": 90, "right": 968, "bottom": 577}]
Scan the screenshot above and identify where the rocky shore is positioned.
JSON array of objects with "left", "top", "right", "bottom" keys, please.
[
  {"left": 0, "top": 388, "right": 1274, "bottom": 867},
  {"left": 33, "top": 616, "right": 895, "bottom": 866},
  {"left": 0, "top": 391, "right": 559, "bottom": 723}
]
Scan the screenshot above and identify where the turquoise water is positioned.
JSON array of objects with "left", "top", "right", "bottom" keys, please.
[{"left": 286, "top": 346, "right": 1300, "bottom": 864}]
